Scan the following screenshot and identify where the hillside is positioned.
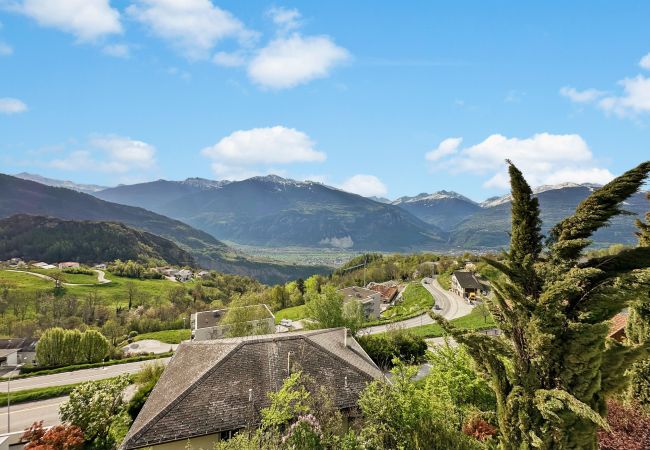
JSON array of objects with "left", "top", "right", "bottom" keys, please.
[
  {"left": 450, "top": 184, "right": 649, "bottom": 249},
  {"left": 0, "top": 215, "right": 195, "bottom": 266},
  {"left": 14, "top": 172, "right": 108, "bottom": 194},
  {"left": 392, "top": 191, "right": 481, "bottom": 230},
  {"left": 96, "top": 175, "right": 447, "bottom": 251},
  {"left": 0, "top": 174, "right": 326, "bottom": 283}
]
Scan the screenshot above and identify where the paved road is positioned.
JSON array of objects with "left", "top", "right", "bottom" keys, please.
[
  {"left": 0, "top": 397, "right": 66, "bottom": 434},
  {"left": 360, "top": 279, "right": 474, "bottom": 335},
  {"left": 7, "top": 269, "right": 111, "bottom": 286},
  {"left": 0, "top": 358, "right": 171, "bottom": 392}
]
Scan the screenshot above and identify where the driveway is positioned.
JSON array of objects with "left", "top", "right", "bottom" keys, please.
[
  {"left": 359, "top": 278, "right": 474, "bottom": 335},
  {"left": 123, "top": 340, "right": 179, "bottom": 355}
]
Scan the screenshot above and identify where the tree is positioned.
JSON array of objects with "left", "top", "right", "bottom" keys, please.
[
  {"left": 22, "top": 421, "right": 84, "bottom": 450},
  {"left": 59, "top": 375, "right": 130, "bottom": 447},
  {"left": 432, "top": 160, "right": 650, "bottom": 449},
  {"left": 306, "top": 286, "right": 345, "bottom": 329},
  {"left": 101, "top": 319, "right": 124, "bottom": 346},
  {"left": 80, "top": 330, "right": 109, "bottom": 363},
  {"left": 36, "top": 327, "right": 67, "bottom": 367},
  {"left": 125, "top": 281, "right": 139, "bottom": 310},
  {"left": 261, "top": 371, "right": 311, "bottom": 429}
]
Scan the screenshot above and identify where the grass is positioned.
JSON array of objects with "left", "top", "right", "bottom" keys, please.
[
  {"left": 406, "top": 308, "right": 496, "bottom": 338},
  {"left": 274, "top": 304, "right": 308, "bottom": 324},
  {"left": 29, "top": 268, "right": 100, "bottom": 284},
  {"left": 133, "top": 329, "right": 190, "bottom": 344},
  {"left": 0, "top": 383, "right": 79, "bottom": 407},
  {"left": 379, "top": 284, "right": 433, "bottom": 321}
]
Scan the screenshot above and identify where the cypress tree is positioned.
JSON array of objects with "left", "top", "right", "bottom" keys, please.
[
  {"left": 432, "top": 160, "right": 650, "bottom": 449},
  {"left": 626, "top": 191, "right": 650, "bottom": 405}
]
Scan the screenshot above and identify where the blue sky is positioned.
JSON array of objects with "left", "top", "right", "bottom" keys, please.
[{"left": 1, "top": 0, "right": 650, "bottom": 201}]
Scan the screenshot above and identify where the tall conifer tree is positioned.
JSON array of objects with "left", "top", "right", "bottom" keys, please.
[{"left": 433, "top": 161, "right": 650, "bottom": 449}]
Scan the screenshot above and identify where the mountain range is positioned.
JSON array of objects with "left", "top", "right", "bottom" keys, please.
[
  {"left": 6, "top": 173, "right": 650, "bottom": 254},
  {"left": 0, "top": 174, "right": 327, "bottom": 283}
]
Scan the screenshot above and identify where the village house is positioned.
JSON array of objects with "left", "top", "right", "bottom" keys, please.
[
  {"left": 58, "top": 261, "right": 80, "bottom": 270},
  {"left": 338, "top": 286, "right": 382, "bottom": 319},
  {"left": 0, "top": 338, "right": 38, "bottom": 366},
  {"left": 175, "top": 269, "right": 193, "bottom": 282},
  {"left": 367, "top": 282, "right": 399, "bottom": 303},
  {"left": 450, "top": 271, "right": 483, "bottom": 300},
  {"left": 121, "top": 328, "right": 382, "bottom": 450},
  {"left": 191, "top": 305, "right": 275, "bottom": 341}
]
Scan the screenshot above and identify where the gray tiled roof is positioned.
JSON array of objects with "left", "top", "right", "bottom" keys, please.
[
  {"left": 452, "top": 271, "right": 482, "bottom": 289},
  {"left": 122, "top": 328, "right": 383, "bottom": 449}
]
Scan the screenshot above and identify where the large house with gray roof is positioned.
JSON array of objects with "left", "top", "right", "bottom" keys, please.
[{"left": 121, "top": 328, "right": 383, "bottom": 450}]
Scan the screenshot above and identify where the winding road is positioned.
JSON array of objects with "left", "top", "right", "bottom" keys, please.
[
  {"left": 7, "top": 269, "right": 111, "bottom": 286},
  {"left": 360, "top": 278, "right": 474, "bottom": 335}
]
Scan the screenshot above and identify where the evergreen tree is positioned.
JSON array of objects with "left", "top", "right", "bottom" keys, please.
[{"left": 432, "top": 160, "right": 650, "bottom": 449}]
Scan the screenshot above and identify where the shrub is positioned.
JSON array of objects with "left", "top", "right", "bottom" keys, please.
[
  {"left": 357, "top": 330, "right": 427, "bottom": 369},
  {"left": 22, "top": 421, "right": 84, "bottom": 450}
]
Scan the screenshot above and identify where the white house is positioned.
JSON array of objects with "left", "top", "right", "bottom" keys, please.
[
  {"left": 175, "top": 269, "right": 193, "bottom": 282},
  {"left": 338, "top": 286, "right": 382, "bottom": 320}
]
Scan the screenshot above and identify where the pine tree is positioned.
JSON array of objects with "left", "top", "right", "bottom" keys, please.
[
  {"left": 432, "top": 160, "right": 650, "bottom": 449},
  {"left": 626, "top": 191, "right": 650, "bottom": 405}
]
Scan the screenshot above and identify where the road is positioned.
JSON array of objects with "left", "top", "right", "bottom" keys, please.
[
  {"left": 7, "top": 269, "right": 111, "bottom": 286},
  {"left": 360, "top": 278, "right": 474, "bottom": 335},
  {"left": 0, "top": 358, "right": 171, "bottom": 392},
  {"left": 0, "top": 397, "right": 66, "bottom": 434}
]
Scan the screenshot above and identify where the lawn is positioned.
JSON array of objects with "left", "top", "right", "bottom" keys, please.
[
  {"left": 29, "top": 268, "right": 101, "bottom": 284},
  {"left": 134, "top": 329, "right": 191, "bottom": 344},
  {"left": 380, "top": 284, "right": 433, "bottom": 321},
  {"left": 274, "top": 304, "right": 308, "bottom": 324},
  {"left": 406, "top": 308, "right": 496, "bottom": 338}
]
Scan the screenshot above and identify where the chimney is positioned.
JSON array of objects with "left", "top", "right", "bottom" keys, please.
[{"left": 343, "top": 328, "right": 348, "bottom": 347}]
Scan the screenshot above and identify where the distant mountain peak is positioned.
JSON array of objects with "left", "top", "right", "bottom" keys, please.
[
  {"left": 480, "top": 182, "right": 605, "bottom": 208},
  {"left": 14, "top": 172, "right": 109, "bottom": 194},
  {"left": 393, "top": 190, "right": 476, "bottom": 205},
  {"left": 181, "top": 177, "right": 230, "bottom": 189}
]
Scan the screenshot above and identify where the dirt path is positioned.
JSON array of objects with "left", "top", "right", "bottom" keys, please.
[{"left": 7, "top": 269, "right": 111, "bottom": 286}]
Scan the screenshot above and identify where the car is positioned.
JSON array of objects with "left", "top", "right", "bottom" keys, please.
[{"left": 434, "top": 304, "right": 442, "bottom": 310}]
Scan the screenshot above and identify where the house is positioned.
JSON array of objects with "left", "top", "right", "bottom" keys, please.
[
  {"left": 191, "top": 305, "right": 275, "bottom": 341},
  {"left": 121, "top": 328, "right": 383, "bottom": 450},
  {"left": 338, "top": 286, "right": 382, "bottom": 320},
  {"left": 58, "top": 262, "right": 80, "bottom": 270},
  {"left": 32, "top": 262, "right": 56, "bottom": 269},
  {"left": 367, "top": 283, "right": 399, "bottom": 303},
  {"left": 608, "top": 313, "right": 628, "bottom": 342},
  {"left": 175, "top": 269, "right": 193, "bottom": 282},
  {"left": 0, "top": 338, "right": 38, "bottom": 366},
  {"left": 0, "top": 349, "right": 18, "bottom": 367},
  {"left": 159, "top": 268, "right": 179, "bottom": 278},
  {"left": 196, "top": 270, "right": 210, "bottom": 279},
  {"left": 450, "top": 271, "right": 483, "bottom": 300},
  {"left": 94, "top": 263, "right": 107, "bottom": 270}
]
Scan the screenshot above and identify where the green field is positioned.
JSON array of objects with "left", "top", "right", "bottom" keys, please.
[
  {"left": 274, "top": 304, "right": 308, "bottom": 324},
  {"left": 380, "top": 283, "right": 433, "bottom": 321},
  {"left": 134, "top": 329, "right": 191, "bottom": 344},
  {"left": 29, "top": 268, "right": 101, "bottom": 284},
  {"left": 406, "top": 308, "right": 496, "bottom": 338}
]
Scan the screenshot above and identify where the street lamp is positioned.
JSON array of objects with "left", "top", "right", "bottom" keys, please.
[{"left": 7, "top": 364, "right": 23, "bottom": 433}]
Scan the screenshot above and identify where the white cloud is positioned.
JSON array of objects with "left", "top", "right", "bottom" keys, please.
[
  {"left": 202, "top": 126, "right": 325, "bottom": 164},
  {"left": 425, "top": 137, "right": 462, "bottom": 161},
  {"left": 640, "top": 53, "right": 650, "bottom": 70},
  {"left": 213, "top": 51, "right": 245, "bottom": 67},
  {"left": 0, "top": 97, "right": 27, "bottom": 114},
  {"left": 267, "top": 6, "right": 301, "bottom": 33},
  {"left": 0, "top": 42, "right": 12, "bottom": 56},
  {"left": 426, "top": 133, "right": 614, "bottom": 190},
  {"left": 127, "top": 0, "right": 256, "bottom": 59},
  {"left": 339, "top": 174, "right": 388, "bottom": 197},
  {"left": 48, "top": 135, "right": 157, "bottom": 174},
  {"left": 248, "top": 33, "right": 350, "bottom": 89},
  {"left": 559, "top": 86, "right": 605, "bottom": 103},
  {"left": 598, "top": 75, "right": 650, "bottom": 117},
  {"left": 103, "top": 43, "right": 130, "bottom": 58},
  {"left": 15, "top": 0, "right": 122, "bottom": 41}
]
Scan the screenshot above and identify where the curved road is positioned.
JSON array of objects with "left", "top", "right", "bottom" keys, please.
[
  {"left": 7, "top": 269, "right": 111, "bottom": 286},
  {"left": 360, "top": 278, "right": 474, "bottom": 335}
]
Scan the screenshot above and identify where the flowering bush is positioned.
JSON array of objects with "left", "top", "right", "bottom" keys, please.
[{"left": 282, "top": 414, "right": 323, "bottom": 450}]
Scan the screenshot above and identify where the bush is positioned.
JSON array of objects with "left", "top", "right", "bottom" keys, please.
[
  {"left": 22, "top": 421, "right": 84, "bottom": 450},
  {"left": 357, "top": 330, "right": 427, "bottom": 369},
  {"left": 36, "top": 328, "right": 109, "bottom": 367}
]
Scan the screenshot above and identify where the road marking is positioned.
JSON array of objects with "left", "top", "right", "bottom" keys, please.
[{"left": 0, "top": 400, "right": 64, "bottom": 415}]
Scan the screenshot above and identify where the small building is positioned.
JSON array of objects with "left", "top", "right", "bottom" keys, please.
[
  {"left": 0, "top": 338, "right": 38, "bottom": 366},
  {"left": 160, "top": 268, "right": 179, "bottom": 278},
  {"left": 338, "top": 286, "right": 382, "bottom": 320},
  {"left": 121, "top": 328, "right": 383, "bottom": 450},
  {"left": 367, "top": 283, "right": 399, "bottom": 303},
  {"left": 175, "top": 269, "right": 193, "bottom": 282},
  {"left": 32, "top": 262, "right": 56, "bottom": 269},
  {"left": 196, "top": 270, "right": 210, "bottom": 279},
  {"left": 450, "top": 271, "right": 482, "bottom": 300},
  {"left": 0, "top": 349, "right": 18, "bottom": 367},
  {"left": 191, "top": 305, "right": 275, "bottom": 341},
  {"left": 94, "top": 263, "right": 107, "bottom": 270},
  {"left": 58, "top": 262, "right": 80, "bottom": 270},
  {"left": 608, "top": 313, "right": 628, "bottom": 342}
]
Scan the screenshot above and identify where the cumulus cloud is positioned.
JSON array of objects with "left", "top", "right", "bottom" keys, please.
[
  {"left": 0, "top": 97, "right": 27, "bottom": 114},
  {"left": 425, "top": 137, "right": 462, "bottom": 161},
  {"left": 248, "top": 33, "right": 350, "bottom": 89},
  {"left": 561, "top": 53, "right": 650, "bottom": 118},
  {"left": 103, "top": 43, "right": 130, "bottom": 58},
  {"left": 13, "top": 0, "right": 122, "bottom": 41},
  {"left": 48, "top": 135, "right": 157, "bottom": 174},
  {"left": 425, "top": 133, "right": 614, "bottom": 190},
  {"left": 202, "top": 126, "right": 325, "bottom": 179},
  {"left": 319, "top": 236, "right": 354, "bottom": 249},
  {"left": 127, "top": 0, "right": 256, "bottom": 59},
  {"left": 339, "top": 174, "right": 388, "bottom": 197},
  {"left": 267, "top": 6, "right": 301, "bottom": 33}
]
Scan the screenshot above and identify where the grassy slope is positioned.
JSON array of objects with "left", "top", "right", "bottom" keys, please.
[
  {"left": 133, "top": 329, "right": 190, "bottom": 344},
  {"left": 406, "top": 308, "right": 496, "bottom": 338},
  {"left": 380, "top": 283, "right": 433, "bottom": 321},
  {"left": 274, "top": 304, "right": 308, "bottom": 324}
]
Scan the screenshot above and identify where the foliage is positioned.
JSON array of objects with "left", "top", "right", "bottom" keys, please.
[
  {"left": 462, "top": 415, "right": 497, "bottom": 442},
  {"left": 597, "top": 399, "right": 650, "bottom": 450},
  {"left": 274, "top": 304, "right": 308, "bottom": 324},
  {"left": 331, "top": 253, "right": 441, "bottom": 287},
  {"left": 261, "top": 371, "right": 311, "bottom": 429},
  {"left": 37, "top": 327, "right": 109, "bottom": 366},
  {"left": 127, "top": 361, "right": 165, "bottom": 420},
  {"left": 282, "top": 414, "right": 324, "bottom": 450},
  {"left": 107, "top": 260, "right": 163, "bottom": 280},
  {"left": 357, "top": 329, "right": 427, "bottom": 369},
  {"left": 222, "top": 303, "right": 274, "bottom": 338},
  {"left": 305, "top": 285, "right": 365, "bottom": 333},
  {"left": 22, "top": 421, "right": 84, "bottom": 450},
  {"left": 59, "top": 374, "right": 130, "bottom": 447},
  {"left": 431, "top": 160, "right": 650, "bottom": 449},
  {"left": 380, "top": 283, "right": 433, "bottom": 321}
]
